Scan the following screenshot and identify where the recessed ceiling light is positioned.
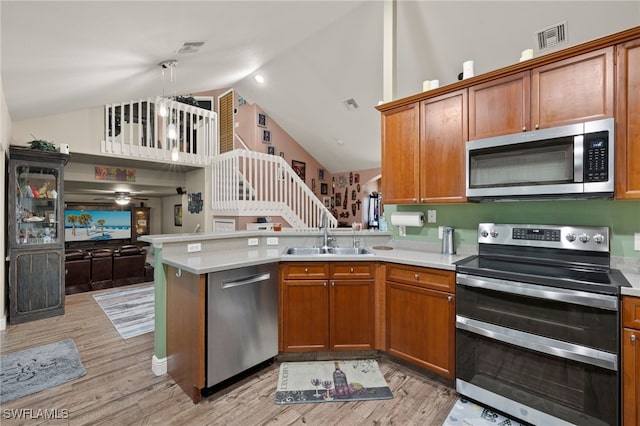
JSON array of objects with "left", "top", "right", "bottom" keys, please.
[{"left": 254, "top": 74, "right": 265, "bottom": 84}]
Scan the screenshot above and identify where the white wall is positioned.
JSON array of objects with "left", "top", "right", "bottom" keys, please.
[{"left": 1, "top": 79, "right": 13, "bottom": 330}]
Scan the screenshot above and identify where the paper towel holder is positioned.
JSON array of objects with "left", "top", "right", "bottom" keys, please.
[{"left": 390, "top": 212, "right": 425, "bottom": 236}]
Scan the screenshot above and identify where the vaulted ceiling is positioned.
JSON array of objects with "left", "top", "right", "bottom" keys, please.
[{"left": 2, "top": 1, "right": 638, "bottom": 177}]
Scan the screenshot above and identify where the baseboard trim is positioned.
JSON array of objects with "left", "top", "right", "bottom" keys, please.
[{"left": 152, "top": 355, "right": 167, "bottom": 376}]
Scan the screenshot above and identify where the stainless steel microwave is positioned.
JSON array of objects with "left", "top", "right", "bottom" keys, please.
[{"left": 466, "top": 118, "right": 614, "bottom": 200}]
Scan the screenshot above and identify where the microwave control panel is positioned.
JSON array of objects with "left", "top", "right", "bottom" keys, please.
[{"left": 584, "top": 131, "right": 608, "bottom": 182}]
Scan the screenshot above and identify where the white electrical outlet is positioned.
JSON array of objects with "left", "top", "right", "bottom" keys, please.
[
  {"left": 427, "top": 210, "right": 437, "bottom": 223},
  {"left": 187, "top": 243, "right": 201, "bottom": 253},
  {"left": 267, "top": 237, "right": 279, "bottom": 246},
  {"left": 248, "top": 238, "right": 259, "bottom": 246},
  {"left": 635, "top": 233, "right": 640, "bottom": 251}
]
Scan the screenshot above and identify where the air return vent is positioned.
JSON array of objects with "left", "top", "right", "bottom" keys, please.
[
  {"left": 177, "top": 41, "right": 205, "bottom": 54},
  {"left": 536, "top": 21, "right": 568, "bottom": 51}
]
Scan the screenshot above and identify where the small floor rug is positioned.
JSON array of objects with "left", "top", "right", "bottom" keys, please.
[
  {"left": 93, "top": 284, "right": 154, "bottom": 339},
  {"left": 275, "top": 359, "right": 393, "bottom": 405},
  {"left": 0, "top": 339, "right": 86, "bottom": 403},
  {"left": 442, "top": 398, "right": 524, "bottom": 426}
]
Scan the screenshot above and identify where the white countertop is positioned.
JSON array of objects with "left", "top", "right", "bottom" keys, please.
[{"left": 622, "top": 272, "right": 640, "bottom": 297}]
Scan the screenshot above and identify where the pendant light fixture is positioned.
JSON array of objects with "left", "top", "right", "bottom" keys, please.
[{"left": 158, "top": 59, "right": 178, "bottom": 140}]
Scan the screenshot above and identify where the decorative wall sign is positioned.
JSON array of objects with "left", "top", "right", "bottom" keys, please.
[
  {"left": 95, "top": 166, "right": 135, "bottom": 182},
  {"left": 338, "top": 175, "right": 347, "bottom": 187},
  {"left": 188, "top": 192, "right": 203, "bottom": 214}
]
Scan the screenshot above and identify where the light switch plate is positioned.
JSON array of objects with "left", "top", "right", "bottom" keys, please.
[
  {"left": 248, "top": 238, "right": 259, "bottom": 246},
  {"left": 634, "top": 233, "right": 640, "bottom": 251},
  {"left": 427, "top": 210, "right": 437, "bottom": 223},
  {"left": 187, "top": 243, "right": 201, "bottom": 253}
]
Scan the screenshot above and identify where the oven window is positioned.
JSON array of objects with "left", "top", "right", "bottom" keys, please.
[
  {"left": 468, "top": 138, "right": 574, "bottom": 188},
  {"left": 457, "top": 284, "right": 618, "bottom": 352},
  {"left": 457, "top": 330, "right": 617, "bottom": 425}
]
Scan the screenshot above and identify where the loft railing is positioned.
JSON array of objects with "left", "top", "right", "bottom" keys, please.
[
  {"left": 211, "top": 149, "right": 337, "bottom": 229},
  {"left": 102, "top": 97, "right": 217, "bottom": 165}
]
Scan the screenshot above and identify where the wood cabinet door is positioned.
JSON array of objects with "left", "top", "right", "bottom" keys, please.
[
  {"left": 615, "top": 37, "right": 640, "bottom": 199},
  {"left": 381, "top": 102, "right": 420, "bottom": 204},
  {"left": 623, "top": 327, "right": 639, "bottom": 426},
  {"left": 281, "top": 280, "right": 329, "bottom": 351},
  {"left": 531, "top": 47, "right": 614, "bottom": 129},
  {"left": 469, "top": 72, "right": 531, "bottom": 139},
  {"left": 419, "top": 89, "right": 468, "bottom": 203},
  {"left": 386, "top": 281, "right": 455, "bottom": 378},
  {"left": 329, "top": 279, "right": 374, "bottom": 350}
]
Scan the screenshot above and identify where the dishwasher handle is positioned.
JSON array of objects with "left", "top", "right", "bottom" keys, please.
[{"left": 221, "top": 272, "right": 272, "bottom": 289}]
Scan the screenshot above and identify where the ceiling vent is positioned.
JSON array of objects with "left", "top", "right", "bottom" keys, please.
[
  {"left": 343, "top": 98, "right": 359, "bottom": 111},
  {"left": 536, "top": 21, "right": 568, "bottom": 51},
  {"left": 177, "top": 41, "right": 205, "bottom": 54}
]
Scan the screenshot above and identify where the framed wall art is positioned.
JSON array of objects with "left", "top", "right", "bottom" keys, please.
[
  {"left": 174, "top": 204, "right": 182, "bottom": 227},
  {"left": 267, "top": 146, "right": 275, "bottom": 155},
  {"left": 262, "top": 129, "right": 271, "bottom": 144},
  {"left": 257, "top": 112, "right": 267, "bottom": 128},
  {"left": 291, "top": 160, "right": 306, "bottom": 182},
  {"left": 321, "top": 183, "right": 328, "bottom": 195}
]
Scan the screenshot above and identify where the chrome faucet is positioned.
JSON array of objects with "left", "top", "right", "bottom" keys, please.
[{"left": 320, "top": 211, "right": 335, "bottom": 250}]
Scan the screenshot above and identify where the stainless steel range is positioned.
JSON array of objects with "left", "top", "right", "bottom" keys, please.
[{"left": 455, "top": 223, "right": 630, "bottom": 426}]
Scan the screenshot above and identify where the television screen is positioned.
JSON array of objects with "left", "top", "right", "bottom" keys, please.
[{"left": 64, "top": 209, "right": 131, "bottom": 242}]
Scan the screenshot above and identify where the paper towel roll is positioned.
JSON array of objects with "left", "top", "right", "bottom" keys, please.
[
  {"left": 463, "top": 60, "right": 474, "bottom": 79},
  {"left": 390, "top": 212, "right": 425, "bottom": 227}
]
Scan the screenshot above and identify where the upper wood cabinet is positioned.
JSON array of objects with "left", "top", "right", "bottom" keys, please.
[
  {"left": 469, "top": 71, "right": 531, "bottom": 140},
  {"left": 381, "top": 103, "right": 420, "bottom": 204},
  {"left": 381, "top": 91, "right": 467, "bottom": 204},
  {"left": 420, "top": 90, "right": 468, "bottom": 203},
  {"left": 469, "top": 47, "right": 614, "bottom": 140},
  {"left": 615, "top": 37, "right": 640, "bottom": 199}
]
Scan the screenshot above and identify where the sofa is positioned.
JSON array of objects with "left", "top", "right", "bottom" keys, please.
[
  {"left": 64, "top": 249, "right": 92, "bottom": 295},
  {"left": 91, "top": 248, "right": 114, "bottom": 290},
  {"left": 112, "top": 245, "right": 149, "bottom": 287}
]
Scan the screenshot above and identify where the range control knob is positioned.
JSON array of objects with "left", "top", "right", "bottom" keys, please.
[
  {"left": 490, "top": 229, "right": 499, "bottom": 238},
  {"left": 579, "top": 233, "right": 590, "bottom": 243},
  {"left": 480, "top": 229, "right": 489, "bottom": 238},
  {"left": 593, "top": 233, "right": 605, "bottom": 244},
  {"left": 565, "top": 233, "right": 576, "bottom": 242}
]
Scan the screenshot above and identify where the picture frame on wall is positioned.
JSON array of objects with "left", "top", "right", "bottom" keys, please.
[
  {"left": 262, "top": 129, "right": 271, "bottom": 144},
  {"left": 267, "top": 146, "right": 275, "bottom": 155},
  {"left": 174, "top": 204, "right": 182, "bottom": 227},
  {"left": 291, "top": 160, "right": 306, "bottom": 182},
  {"left": 323, "top": 197, "right": 331, "bottom": 208},
  {"left": 321, "top": 183, "right": 328, "bottom": 195},
  {"left": 318, "top": 169, "right": 325, "bottom": 181},
  {"left": 257, "top": 112, "right": 267, "bottom": 128}
]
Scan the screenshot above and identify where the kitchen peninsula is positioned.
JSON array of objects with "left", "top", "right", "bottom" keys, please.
[{"left": 142, "top": 229, "right": 640, "bottom": 404}]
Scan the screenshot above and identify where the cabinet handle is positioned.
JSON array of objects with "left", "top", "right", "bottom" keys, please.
[
  {"left": 412, "top": 198, "right": 417, "bottom": 203},
  {"left": 414, "top": 274, "right": 420, "bottom": 281},
  {"left": 331, "top": 281, "right": 335, "bottom": 287},
  {"left": 65, "top": 269, "right": 68, "bottom": 275},
  {"left": 350, "top": 268, "right": 354, "bottom": 273},
  {"left": 324, "top": 282, "right": 327, "bottom": 288},
  {"left": 304, "top": 268, "right": 309, "bottom": 273},
  {"left": 522, "top": 127, "right": 527, "bottom": 132},
  {"left": 448, "top": 296, "right": 453, "bottom": 302},
  {"left": 535, "top": 123, "right": 540, "bottom": 130},
  {"left": 632, "top": 334, "right": 637, "bottom": 343}
]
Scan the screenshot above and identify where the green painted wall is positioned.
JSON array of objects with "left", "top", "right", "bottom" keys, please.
[{"left": 384, "top": 199, "right": 640, "bottom": 258}]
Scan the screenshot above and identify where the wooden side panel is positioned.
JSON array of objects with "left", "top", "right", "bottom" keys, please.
[
  {"left": 330, "top": 280, "right": 374, "bottom": 350},
  {"left": 615, "top": 37, "right": 640, "bottom": 199},
  {"left": 166, "top": 266, "right": 205, "bottom": 403}
]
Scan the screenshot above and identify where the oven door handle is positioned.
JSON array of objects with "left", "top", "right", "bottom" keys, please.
[
  {"left": 456, "top": 316, "right": 618, "bottom": 371},
  {"left": 456, "top": 273, "right": 618, "bottom": 310}
]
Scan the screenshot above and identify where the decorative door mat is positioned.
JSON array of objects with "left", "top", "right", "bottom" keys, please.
[
  {"left": 1, "top": 339, "right": 86, "bottom": 403},
  {"left": 443, "top": 397, "right": 524, "bottom": 426},
  {"left": 275, "top": 359, "right": 393, "bottom": 405},
  {"left": 93, "top": 284, "right": 154, "bottom": 339}
]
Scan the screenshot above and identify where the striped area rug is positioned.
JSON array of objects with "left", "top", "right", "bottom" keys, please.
[{"left": 93, "top": 284, "right": 154, "bottom": 339}]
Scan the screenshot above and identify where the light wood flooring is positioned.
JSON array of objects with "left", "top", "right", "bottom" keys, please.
[{"left": 0, "top": 284, "right": 457, "bottom": 425}]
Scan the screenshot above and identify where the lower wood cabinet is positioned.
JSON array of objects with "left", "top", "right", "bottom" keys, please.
[
  {"left": 280, "top": 262, "right": 374, "bottom": 352},
  {"left": 385, "top": 264, "right": 455, "bottom": 378},
  {"left": 623, "top": 296, "right": 640, "bottom": 425}
]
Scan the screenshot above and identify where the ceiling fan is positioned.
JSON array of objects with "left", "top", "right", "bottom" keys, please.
[{"left": 94, "top": 191, "right": 148, "bottom": 205}]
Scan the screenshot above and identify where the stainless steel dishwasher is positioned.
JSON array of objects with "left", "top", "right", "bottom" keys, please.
[{"left": 206, "top": 263, "right": 278, "bottom": 387}]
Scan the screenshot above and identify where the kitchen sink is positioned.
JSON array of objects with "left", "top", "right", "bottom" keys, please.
[{"left": 283, "top": 247, "right": 374, "bottom": 256}]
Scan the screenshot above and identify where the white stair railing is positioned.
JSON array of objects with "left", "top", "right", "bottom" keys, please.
[
  {"left": 211, "top": 149, "right": 337, "bottom": 229},
  {"left": 102, "top": 97, "right": 217, "bottom": 165}
]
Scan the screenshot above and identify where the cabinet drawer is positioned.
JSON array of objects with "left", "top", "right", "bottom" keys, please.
[
  {"left": 331, "top": 262, "right": 375, "bottom": 279},
  {"left": 623, "top": 296, "right": 640, "bottom": 329},
  {"left": 281, "top": 263, "right": 329, "bottom": 280},
  {"left": 386, "top": 264, "right": 455, "bottom": 292}
]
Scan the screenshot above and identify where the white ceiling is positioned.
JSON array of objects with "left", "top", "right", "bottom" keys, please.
[{"left": 2, "top": 1, "right": 639, "bottom": 182}]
